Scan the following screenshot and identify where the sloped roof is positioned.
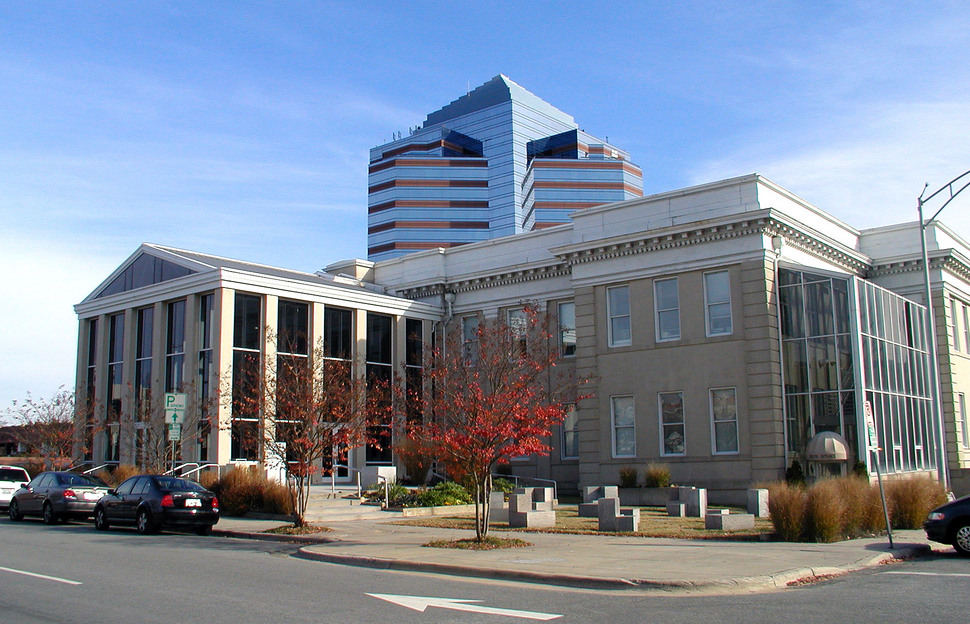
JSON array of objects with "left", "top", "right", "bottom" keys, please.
[{"left": 424, "top": 74, "right": 573, "bottom": 127}]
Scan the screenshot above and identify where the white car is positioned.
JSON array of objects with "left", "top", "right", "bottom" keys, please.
[{"left": 0, "top": 466, "right": 31, "bottom": 510}]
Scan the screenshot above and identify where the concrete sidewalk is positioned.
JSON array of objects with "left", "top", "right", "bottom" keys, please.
[{"left": 212, "top": 515, "right": 938, "bottom": 594}]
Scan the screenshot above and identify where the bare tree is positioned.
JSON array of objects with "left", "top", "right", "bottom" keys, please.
[
  {"left": 10, "top": 387, "right": 86, "bottom": 469},
  {"left": 228, "top": 333, "right": 384, "bottom": 527}
]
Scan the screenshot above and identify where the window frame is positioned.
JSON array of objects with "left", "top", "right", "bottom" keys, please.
[
  {"left": 560, "top": 405, "right": 579, "bottom": 460},
  {"left": 654, "top": 278, "right": 681, "bottom": 342},
  {"left": 610, "top": 395, "right": 636, "bottom": 458},
  {"left": 709, "top": 387, "right": 740, "bottom": 455},
  {"left": 558, "top": 301, "right": 576, "bottom": 357},
  {"left": 607, "top": 285, "right": 632, "bottom": 348},
  {"left": 658, "top": 391, "right": 686, "bottom": 457},
  {"left": 703, "top": 270, "right": 733, "bottom": 337}
]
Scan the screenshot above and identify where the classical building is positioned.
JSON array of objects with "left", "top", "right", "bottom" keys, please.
[
  {"left": 367, "top": 75, "right": 643, "bottom": 260},
  {"left": 75, "top": 174, "right": 970, "bottom": 498}
]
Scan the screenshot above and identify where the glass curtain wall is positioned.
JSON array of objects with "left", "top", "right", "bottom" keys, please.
[
  {"left": 84, "top": 320, "right": 97, "bottom": 462},
  {"left": 197, "top": 294, "right": 214, "bottom": 462},
  {"left": 366, "top": 313, "right": 393, "bottom": 464},
  {"left": 276, "top": 300, "right": 310, "bottom": 466},
  {"left": 779, "top": 268, "right": 935, "bottom": 475},
  {"left": 134, "top": 308, "right": 153, "bottom": 466},
  {"left": 105, "top": 313, "right": 124, "bottom": 462},
  {"left": 779, "top": 270, "right": 855, "bottom": 457},
  {"left": 856, "top": 280, "right": 935, "bottom": 473},
  {"left": 231, "top": 294, "right": 261, "bottom": 460},
  {"left": 323, "top": 307, "right": 353, "bottom": 477}
]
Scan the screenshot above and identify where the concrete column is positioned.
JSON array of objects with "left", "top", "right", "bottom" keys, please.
[{"left": 213, "top": 288, "right": 235, "bottom": 465}]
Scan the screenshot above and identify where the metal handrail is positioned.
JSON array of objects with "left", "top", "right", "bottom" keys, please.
[
  {"left": 491, "top": 474, "right": 558, "bottom": 501},
  {"left": 81, "top": 462, "right": 119, "bottom": 475},
  {"left": 330, "top": 464, "right": 390, "bottom": 507},
  {"left": 164, "top": 462, "right": 221, "bottom": 479}
]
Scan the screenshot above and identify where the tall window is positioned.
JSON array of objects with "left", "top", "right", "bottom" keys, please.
[
  {"left": 324, "top": 307, "right": 353, "bottom": 360},
  {"left": 105, "top": 313, "right": 125, "bottom": 462},
  {"left": 134, "top": 308, "right": 153, "bottom": 466},
  {"left": 84, "top": 319, "right": 98, "bottom": 462},
  {"left": 561, "top": 405, "right": 579, "bottom": 460},
  {"left": 231, "top": 294, "right": 261, "bottom": 460},
  {"left": 276, "top": 300, "right": 310, "bottom": 464},
  {"left": 953, "top": 299, "right": 961, "bottom": 351},
  {"left": 961, "top": 393, "right": 969, "bottom": 449},
  {"left": 659, "top": 391, "right": 685, "bottom": 456},
  {"left": 704, "top": 271, "right": 732, "bottom": 336},
  {"left": 607, "top": 286, "right": 631, "bottom": 347},
  {"left": 963, "top": 304, "right": 970, "bottom": 352},
  {"left": 405, "top": 318, "right": 423, "bottom": 423},
  {"left": 558, "top": 301, "right": 576, "bottom": 357},
  {"left": 366, "top": 313, "right": 393, "bottom": 465},
  {"left": 197, "top": 294, "right": 214, "bottom": 462},
  {"left": 611, "top": 396, "right": 635, "bottom": 458},
  {"left": 507, "top": 308, "right": 527, "bottom": 355},
  {"left": 165, "top": 300, "right": 186, "bottom": 392},
  {"left": 710, "top": 387, "right": 739, "bottom": 454},
  {"left": 655, "top": 278, "right": 680, "bottom": 341},
  {"left": 462, "top": 315, "right": 480, "bottom": 364}
]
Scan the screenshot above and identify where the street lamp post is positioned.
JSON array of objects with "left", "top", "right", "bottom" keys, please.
[{"left": 918, "top": 169, "right": 970, "bottom": 491}]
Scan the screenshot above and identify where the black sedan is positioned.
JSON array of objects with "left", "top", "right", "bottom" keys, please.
[
  {"left": 924, "top": 494, "right": 970, "bottom": 555},
  {"left": 93, "top": 475, "right": 219, "bottom": 535},
  {"left": 8, "top": 471, "right": 111, "bottom": 524}
]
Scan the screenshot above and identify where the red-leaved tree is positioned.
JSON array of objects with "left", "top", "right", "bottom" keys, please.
[
  {"left": 9, "top": 387, "right": 85, "bottom": 470},
  {"left": 401, "top": 306, "right": 584, "bottom": 541}
]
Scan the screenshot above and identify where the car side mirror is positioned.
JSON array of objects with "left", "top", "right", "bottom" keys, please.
[{"left": 107, "top": 489, "right": 116, "bottom": 496}]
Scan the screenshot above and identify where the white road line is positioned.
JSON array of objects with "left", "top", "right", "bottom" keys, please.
[
  {"left": 0, "top": 566, "right": 83, "bottom": 585},
  {"left": 882, "top": 571, "right": 970, "bottom": 578}
]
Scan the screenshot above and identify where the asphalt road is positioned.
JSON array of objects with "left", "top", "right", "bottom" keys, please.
[{"left": 1, "top": 518, "right": 967, "bottom": 624}]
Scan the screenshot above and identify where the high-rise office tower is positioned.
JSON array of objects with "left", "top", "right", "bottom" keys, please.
[{"left": 367, "top": 75, "right": 643, "bottom": 260}]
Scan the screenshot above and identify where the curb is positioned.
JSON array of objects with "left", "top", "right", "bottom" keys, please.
[
  {"left": 292, "top": 542, "right": 933, "bottom": 594},
  {"left": 213, "top": 528, "right": 337, "bottom": 545}
]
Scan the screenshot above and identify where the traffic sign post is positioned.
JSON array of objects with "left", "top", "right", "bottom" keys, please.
[
  {"left": 164, "top": 393, "right": 187, "bottom": 473},
  {"left": 864, "top": 400, "right": 894, "bottom": 549}
]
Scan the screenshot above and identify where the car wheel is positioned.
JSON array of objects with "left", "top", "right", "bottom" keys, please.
[
  {"left": 42, "top": 501, "right": 58, "bottom": 525},
  {"left": 8, "top": 499, "right": 23, "bottom": 521},
  {"left": 952, "top": 521, "right": 970, "bottom": 556},
  {"left": 94, "top": 506, "right": 110, "bottom": 531},
  {"left": 136, "top": 509, "right": 156, "bottom": 535},
  {"left": 193, "top": 525, "right": 212, "bottom": 536}
]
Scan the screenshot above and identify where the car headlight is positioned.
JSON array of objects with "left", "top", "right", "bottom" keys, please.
[{"left": 927, "top": 512, "right": 945, "bottom": 521}]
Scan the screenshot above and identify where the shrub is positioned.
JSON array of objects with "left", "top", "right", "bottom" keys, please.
[
  {"left": 806, "top": 479, "right": 847, "bottom": 543},
  {"left": 785, "top": 460, "right": 805, "bottom": 485},
  {"left": 96, "top": 464, "right": 140, "bottom": 487},
  {"left": 837, "top": 476, "right": 883, "bottom": 537},
  {"left": 886, "top": 475, "right": 947, "bottom": 529},
  {"left": 213, "top": 466, "right": 266, "bottom": 516},
  {"left": 618, "top": 466, "right": 638, "bottom": 488},
  {"left": 491, "top": 477, "right": 517, "bottom": 495},
  {"left": 767, "top": 481, "right": 807, "bottom": 541},
  {"left": 416, "top": 481, "right": 472, "bottom": 507},
  {"left": 396, "top": 438, "right": 432, "bottom": 485},
  {"left": 643, "top": 463, "right": 671, "bottom": 488},
  {"left": 852, "top": 461, "right": 869, "bottom": 479},
  {"left": 261, "top": 480, "right": 295, "bottom": 515}
]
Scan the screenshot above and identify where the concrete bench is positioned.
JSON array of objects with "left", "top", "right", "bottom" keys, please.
[
  {"left": 597, "top": 497, "right": 640, "bottom": 532},
  {"left": 666, "top": 501, "right": 686, "bottom": 517},
  {"left": 704, "top": 509, "right": 755, "bottom": 530},
  {"left": 579, "top": 485, "right": 618, "bottom": 518},
  {"left": 508, "top": 487, "right": 556, "bottom": 528}
]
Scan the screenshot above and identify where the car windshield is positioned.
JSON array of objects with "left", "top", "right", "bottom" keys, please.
[
  {"left": 155, "top": 477, "right": 204, "bottom": 492},
  {"left": 0, "top": 468, "right": 29, "bottom": 482},
  {"left": 57, "top": 474, "right": 107, "bottom": 487}
]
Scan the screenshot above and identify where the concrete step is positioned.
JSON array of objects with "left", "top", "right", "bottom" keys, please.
[{"left": 303, "top": 504, "right": 397, "bottom": 523}]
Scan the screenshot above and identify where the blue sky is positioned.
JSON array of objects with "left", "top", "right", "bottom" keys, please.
[{"left": 2, "top": 1, "right": 969, "bottom": 415}]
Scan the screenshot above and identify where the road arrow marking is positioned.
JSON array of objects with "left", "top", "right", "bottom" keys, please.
[{"left": 366, "top": 593, "right": 561, "bottom": 620}]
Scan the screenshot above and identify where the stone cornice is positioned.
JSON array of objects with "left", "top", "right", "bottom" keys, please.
[
  {"left": 391, "top": 213, "right": 874, "bottom": 299},
  {"left": 868, "top": 252, "right": 970, "bottom": 282}
]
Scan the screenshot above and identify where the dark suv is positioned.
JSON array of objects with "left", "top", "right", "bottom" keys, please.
[{"left": 924, "top": 494, "right": 970, "bottom": 555}]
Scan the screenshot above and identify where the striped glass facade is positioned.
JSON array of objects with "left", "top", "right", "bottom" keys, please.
[{"left": 367, "top": 76, "right": 643, "bottom": 260}]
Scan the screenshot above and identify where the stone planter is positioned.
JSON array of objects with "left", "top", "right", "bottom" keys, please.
[
  {"left": 618, "top": 487, "right": 676, "bottom": 506},
  {"left": 387, "top": 503, "right": 478, "bottom": 517}
]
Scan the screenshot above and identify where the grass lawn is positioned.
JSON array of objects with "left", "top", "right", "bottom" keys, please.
[{"left": 390, "top": 505, "right": 774, "bottom": 540}]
